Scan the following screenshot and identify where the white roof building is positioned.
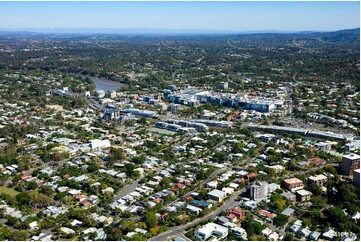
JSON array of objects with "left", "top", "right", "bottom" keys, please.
[
  {"left": 29, "top": 221, "right": 38, "bottom": 230},
  {"left": 206, "top": 180, "right": 218, "bottom": 189},
  {"left": 262, "top": 227, "right": 273, "bottom": 237},
  {"left": 208, "top": 189, "right": 227, "bottom": 202},
  {"left": 194, "top": 222, "right": 228, "bottom": 241},
  {"left": 31, "top": 233, "right": 52, "bottom": 241},
  {"left": 222, "top": 187, "right": 234, "bottom": 196},
  {"left": 60, "top": 227, "right": 75, "bottom": 235},
  {"left": 268, "top": 231, "right": 279, "bottom": 241},
  {"left": 89, "top": 139, "right": 111, "bottom": 150}
]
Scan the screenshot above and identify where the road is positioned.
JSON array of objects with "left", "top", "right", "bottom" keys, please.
[
  {"left": 150, "top": 158, "right": 327, "bottom": 241},
  {"left": 114, "top": 176, "right": 144, "bottom": 200},
  {"left": 113, "top": 165, "right": 167, "bottom": 201},
  {"left": 150, "top": 188, "right": 245, "bottom": 241},
  {"left": 28, "top": 39, "right": 64, "bottom": 53},
  {"left": 113, "top": 135, "right": 192, "bottom": 202},
  {"left": 292, "top": 38, "right": 321, "bottom": 50},
  {"left": 252, "top": 212, "right": 286, "bottom": 236},
  {"left": 113, "top": 162, "right": 165, "bottom": 201},
  {"left": 160, "top": 38, "right": 182, "bottom": 50},
  {"left": 227, "top": 38, "right": 250, "bottom": 51},
  {"left": 167, "top": 167, "right": 227, "bottom": 208}
]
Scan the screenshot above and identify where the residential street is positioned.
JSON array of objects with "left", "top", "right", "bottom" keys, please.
[{"left": 150, "top": 188, "right": 245, "bottom": 241}]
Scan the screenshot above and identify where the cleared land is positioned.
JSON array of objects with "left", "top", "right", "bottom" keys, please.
[{"left": 149, "top": 127, "right": 177, "bottom": 135}]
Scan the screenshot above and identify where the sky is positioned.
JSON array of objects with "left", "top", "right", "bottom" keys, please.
[{"left": 0, "top": 1, "right": 359, "bottom": 32}]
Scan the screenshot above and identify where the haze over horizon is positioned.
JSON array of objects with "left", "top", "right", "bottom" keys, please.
[{"left": 0, "top": 1, "right": 359, "bottom": 33}]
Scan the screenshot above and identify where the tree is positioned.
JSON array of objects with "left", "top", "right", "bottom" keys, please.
[
  {"left": 325, "top": 207, "right": 351, "bottom": 232},
  {"left": 0, "top": 193, "right": 17, "bottom": 206},
  {"left": 137, "top": 221, "right": 147, "bottom": 230},
  {"left": 119, "top": 220, "right": 136, "bottom": 234},
  {"left": 28, "top": 191, "right": 52, "bottom": 209},
  {"left": 125, "top": 163, "right": 140, "bottom": 179},
  {"left": 212, "top": 151, "right": 228, "bottom": 163},
  {"left": 27, "top": 181, "right": 38, "bottom": 190},
  {"left": 273, "top": 214, "right": 288, "bottom": 227},
  {"left": 16, "top": 192, "right": 30, "bottom": 206},
  {"left": 271, "top": 199, "right": 287, "bottom": 212},
  {"left": 87, "top": 162, "right": 99, "bottom": 173},
  {"left": 284, "top": 232, "right": 294, "bottom": 241},
  {"left": 160, "top": 178, "right": 172, "bottom": 189},
  {"left": 11, "top": 230, "right": 28, "bottom": 241},
  {"left": 131, "top": 156, "right": 145, "bottom": 164},
  {"left": 270, "top": 193, "right": 288, "bottom": 212},
  {"left": 39, "top": 217, "right": 56, "bottom": 229},
  {"left": 138, "top": 118, "right": 147, "bottom": 125},
  {"left": 131, "top": 234, "right": 146, "bottom": 241},
  {"left": 109, "top": 148, "right": 126, "bottom": 163},
  {"left": 145, "top": 212, "right": 157, "bottom": 229},
  {"left": 39, "top": 185, "right": 53, "bottom": 196},
  {"left": 109, "top": 227, "right": 123, "bottom": 241},
  {"left": 0, "top": 174, "right": 9, "bottom": 186},
  {"left": 0, "top": 225, "right": 11, "bottom": 240},
  {"left": 149, "top": 227, "right": 159, "bottom": 236},
  {"left": 232, "top": 142, "right": 245, "bottom": 153},
  {"left": 83, "top": 216, "right": 97, "bottom": 228},
  {"left": 54, "top": 192, "right": 67, "bottom": 200},
  {"left": 243, "top": 220, "right": 263, "bottom": 237},
  {"left": 306, "top": 183, "right": 323, "bottom": 196},
  {"left": 197, "top": 189, "right": 208, "bottom": 200},
  {"left": 6, "top": 216, "right": 18, "bottom": 227},
  {"left": 310, "top": 196, "right": 327, "bottom": 209}
]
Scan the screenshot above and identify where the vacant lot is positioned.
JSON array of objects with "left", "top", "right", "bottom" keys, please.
[{"left": 149, "top": 127, "right": 177, "bottom": 135}]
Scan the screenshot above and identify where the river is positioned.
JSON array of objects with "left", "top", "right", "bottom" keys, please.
[{"left": 92, "top": 77, "right": 125, "bottom": 92}]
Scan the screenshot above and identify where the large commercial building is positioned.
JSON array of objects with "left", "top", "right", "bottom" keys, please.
[
  {"left": 250, "top": 181, "right": 268, "bottom": 201},
  {"left": 89, "top": 139, "right": 111, "bottom": 150},
  {"left": 247, "top": 124, "right": 354, "bottom": 141},
  {"left": 103, "top": 109, "right": 122, "bottom": 122},
  {"left": 296, "top": 189, "right": 312, "bottom": 202},
  {"left": 308, "top": 174, "right": 327, "bottom": 186},
  {"left": 281, "top": 178, "right": 304, "bottom": 192},
  {"left": 208, "top": 189, "right": 227, "bottom": 202},
  {"left": 238, "top": 98, "right": 279, "bottom": 112},
  {"left": 121, "top": 109, "right": 157, "bottom": 118},
  {"left": 341, "top": 154, "right": 360, "bottom": 176},
  {"left": 103, "top": 108, "right": 135, "bottom": 123},
  {"left": 166, "top": 89, "right": 285, "bottom": 113}
]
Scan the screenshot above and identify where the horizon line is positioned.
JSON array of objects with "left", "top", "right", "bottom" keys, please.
[{"left": 0, "top": 26, "right": 359, "bottom": 35}]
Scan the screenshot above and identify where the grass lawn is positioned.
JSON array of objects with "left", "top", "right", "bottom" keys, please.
[{"left": 0, "top": 186, "right": 20, "bottom": 197}]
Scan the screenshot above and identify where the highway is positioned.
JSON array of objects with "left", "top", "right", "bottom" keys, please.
[
  {"left": 160, "top": 38, "right": 182, "bottom": 50},
  {"left": 226, "top": 37, "right": 250, "bottom": 50}
]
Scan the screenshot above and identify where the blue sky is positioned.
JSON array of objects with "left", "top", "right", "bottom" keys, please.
[{"left": 0, "top": 1, "right": 359, "bottom": 31}]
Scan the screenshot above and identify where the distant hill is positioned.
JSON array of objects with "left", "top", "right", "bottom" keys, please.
[
  {"left": 0, "top": 27, "right": 359, "bottom": 35},
  {"left": 0, "top": 27, "right": 359, "bottom": 44},
  {"left": 332, "top": 28, "right": 360, "bottom": 35},
  {"left": 317, "top": 28, "right": 360, "bottom": 44}
]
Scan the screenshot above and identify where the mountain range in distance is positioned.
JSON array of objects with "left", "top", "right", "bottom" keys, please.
[{"left": 0, "top": 27, "right": 359, "bottom": 35}]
